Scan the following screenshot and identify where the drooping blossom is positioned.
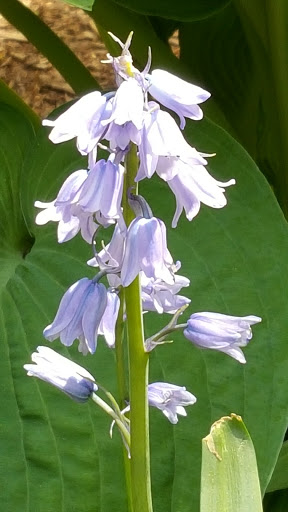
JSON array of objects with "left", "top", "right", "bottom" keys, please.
[
  {"left": 136, "top": 102, "right": 207, "bottom": 181},
  {"left": 87, "top": 222, "right": 126, "bottom": 271},
  {"left": 148, "top": 382, "right": 196, "bottom": 424},
  {"left": 24, "top": 346, "right": 97, "bottom": 402},
  {"left": 147, "top": 69, "right": 210, "bottom": 129},
  {"left": 34, "top": 169, "right": 97, "bottom": 243},
  {"left": 164, "top": 161, "right": 235, "bottom": 227},
  {"left": 141, "top": 271, "right": 190, "bottom": 314},
  {"left": 105, "top": 120, "right": 141, "bottom": 151},
  {"left": 78, "top": 157, "right": 124, "bottom": 220},
  {"left": 42, "top": 91, "right": 109, "bottom": 154},
  {"left": 103, "top": 78, "right": 144, "bottom": 131},
  {"left": 184, "top": 312, "right": 262, "bottom": 363},
  {"left": 121, "top": 216, "right": 174, "bottom": 287},
  {"left": 44, "top": 278, "right": 107, "bottom": 355}
]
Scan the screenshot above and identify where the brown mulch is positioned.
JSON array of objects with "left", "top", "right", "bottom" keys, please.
[
  {"left": 0, "top": 0, "right": 114, "bottom": 118},
  {"left": 0, "top": 0, "right": 178, "bottom": 118}
]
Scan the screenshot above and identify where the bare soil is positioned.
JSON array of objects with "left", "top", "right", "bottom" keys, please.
[{"left": 0, "top": 0, "right": 114, "bottom": 117}]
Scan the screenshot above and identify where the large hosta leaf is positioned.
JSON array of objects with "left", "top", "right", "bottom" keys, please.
[
  {"left": 0, "top": 104, "right": 126, "bottom": 512},
  {"left": 104, "top": 0, "right": 231, "bottom": 22},
  {"left": 1, "top": 99, "right": 288, "bottom": 512},
  {"left": 144, "top": 118, "right": 288, "bottom": 511}
]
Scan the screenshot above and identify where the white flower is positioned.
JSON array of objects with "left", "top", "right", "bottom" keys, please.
[
  {"left": 147, "top": 69, "right": 210, "bottom": 129},
  {"left": 24, "top": 346, "right": 97, "bottom": 402},
  {"left": 43, "top": 91, "right": 108, "bottom": 154},
  {"left": 44, "top": 278, "right": 107, "bottom": 355},
  {"left": 184, "top": 312, "right": 262, "bottom": 363},
  {"left": 148, "top": 382, "right": 196, "bottom": 424}
]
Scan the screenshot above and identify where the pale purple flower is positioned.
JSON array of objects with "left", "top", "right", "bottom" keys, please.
[
  {"left": 184, "top": 312, "right": 262, "bottom": 363},
  {"left": 103, "top": 78, "right": 144, "bottom": 131},
  {"left": 44, "top": 278, "right": 107, "bottom": 355},
  {"left": 43, "top": 91, "right": 109, "bottom": 154},
  {"left": 87, "top": 222, "right": 126, "bottom": 270},
  {"left": 141, "top": 272, "right": 190, "bottom": 314},
  {"left": 121, "top": 216, "right": 174, "bottom": 287},
  {"left": 136, "top": 102, "right": 207, "bottom": 181},
  {"left": 98, "top": 290, "right": 120, "bottom": 348},
  {"left": 78, "top": 158, "right": 124, "bottom": 220},
  {"left": 165, "top": 162, "right": 235, "bottom": 227},
  {"left": 24, "top": 346, "right": 97, "bottom": 403},
  {"left": 35, "top": 169, "right": 97, "bottom": 243},
  {"left": 105, "top": 121, "right": 141, "bottom": 151},
  {"left": 147, "top": 69, "right": 210, "bottom": 129},
  {"left": 148, "top": 382, "right": 196, "bottom": 424}
]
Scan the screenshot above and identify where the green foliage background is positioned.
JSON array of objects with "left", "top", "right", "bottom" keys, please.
[{"left": 0, "top": 0, "right": 288, "bottom": 510}]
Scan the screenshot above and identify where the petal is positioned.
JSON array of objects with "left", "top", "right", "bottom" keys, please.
[
  {"left": 104, "top": 79, "right": 144, "bottom": 130},
  {"left": 43, "top": 278, "right": 91, "bottom": 340},
  {"left": 43, "top": 91, "right": 106, "bottom": 145},
  {"left": 98, "top": 291, "right": 120, "bottom": 347},
  {"left": 82, "top": 282, "right": 107, "bottom": 353}
]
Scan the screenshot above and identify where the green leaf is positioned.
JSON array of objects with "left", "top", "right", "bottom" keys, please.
[
  {"left": 2, "top": 96, "right": 288, "bottom": 512},
  {"left": 179, "top": 2, "right": 288, "bottom": 216},
  {"left": 201, "top": 414, "right": 263, "bottom": 511},
  {"left": 264, "top": 489, "right": 288, "bottom": 512},
  {"left": 144, "top": 117, "right": 288, "bottom": 511},
  {"left": 105, "top": 0, "right": 231, "bottom": 22},
  {"left": 60, "top": 0, "right": 94, "bottom": 9},
  {"left": 267, "top": 441, "right": 288, "bottom": 493},
  {"left": 0, "top": 103, "right": 127, "bottom": 512},
  {"left": 0, "top": 78, "right": 39, "bottom": 129}
]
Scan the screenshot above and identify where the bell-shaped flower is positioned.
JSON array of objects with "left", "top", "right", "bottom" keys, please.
[
  {"left": 148, "top": 382, "right": 196, "bottom": 424},
  {"left": 24, "top": 346, "right": 97, "bottom": 403},
  {"left": 184, "top": 312, "right": 262, "bottom": 363},
  {"left": 44, "top": 277, "right": 107, "bottom": 355},
  {"left": 105, "top": 120, "right": 141, "bottom": 151},
  {"left": 78, "top": 158, "right": 124, "bottom": 220},
  {"left": 98, "top": 290, "right": 120, "bottom": 348},
  {"left": 147, "top": 69, "right": 210, "bottom": 129},
  {"left": 165, "top": 162, "right": 235, "bottom": 227},
  {"left": 141, "top": 272, "right": 190, "bottom": 314},
  {"left": 103, "top": 78, "right": 144, "bottom": 131},
  {"left": 35, "top": 169, "right": 97, "bottom": 243},
  {"left": 43, "top": 91, "right": 109, "bottom": 154},
  {"left": 87, "top": 222, "right": 126, "bottom": 270},
  {"left": 121, "top": 216, "right": 174, "bottom": 287},
  {"left": 136, "top": 103, "right": 207, "bottom": 181}
]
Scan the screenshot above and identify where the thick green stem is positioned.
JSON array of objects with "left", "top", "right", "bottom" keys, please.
[
  {"left": 115, "top": 288, "right": 127, "bottom": 409},
  {"left": 123, "top": 145, "right": 153, "bottom": 512},
  {"left": 115, "top": 288, "right": 133, "bottom": 512}
]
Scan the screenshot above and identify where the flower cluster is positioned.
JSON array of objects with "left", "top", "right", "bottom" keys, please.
[{"left": 25, "top": 32, "right": 261, "bottom": 430}]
